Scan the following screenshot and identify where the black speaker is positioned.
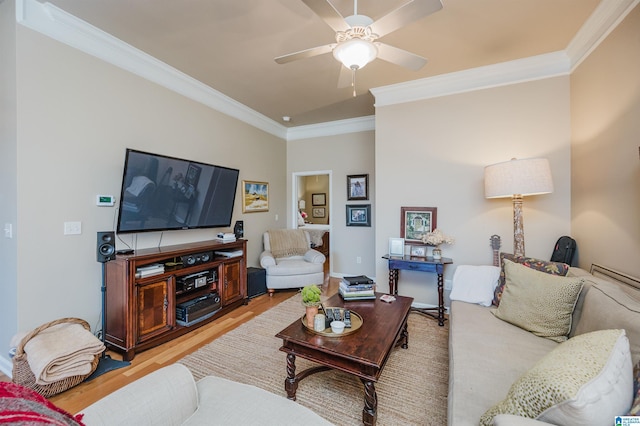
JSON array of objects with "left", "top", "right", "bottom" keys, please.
[
  {"left": 97, "top": 231, "right": 116, "bottom": 263},
  {"left": 234, "top": 220, "right": 244, "bottom": 239}
]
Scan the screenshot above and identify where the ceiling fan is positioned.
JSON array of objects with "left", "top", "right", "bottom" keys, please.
[{"left": 275, "top": 0, "right": 443, "bottom": 95}]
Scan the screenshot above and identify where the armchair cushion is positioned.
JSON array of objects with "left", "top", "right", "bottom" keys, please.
[{"left": 304, "top": 249, "right": 326, "bottom": 264}]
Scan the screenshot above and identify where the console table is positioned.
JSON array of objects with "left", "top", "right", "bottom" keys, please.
[{"left": 382, "top": 255, "right": 453, "bottom": 326}]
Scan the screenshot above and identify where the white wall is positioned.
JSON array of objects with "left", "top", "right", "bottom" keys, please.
[
  {"left": 375, "top": 77, "right": 572, "bottom": 306},
  {"left": 8, "top": 25, "right": 286, "bottom": 352},
  {"left": 287, "top": 131, "right": 376, "bottom": 278},
  {"left": 571, "top": 4, "right": 640, "bottom": 277},
  {"left": 0, "top": 0, "right": 19, "bottom": 373}
]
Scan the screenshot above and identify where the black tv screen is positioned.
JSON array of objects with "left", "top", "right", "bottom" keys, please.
[{"left": 116, "top": 149, "right": 239, "bottom": 234}]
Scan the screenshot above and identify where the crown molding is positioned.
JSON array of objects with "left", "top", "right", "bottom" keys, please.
[
  {"left": 286, "top": 115, "right": 375, "bottom": 141},
  {"left": 15, "top": 0, "right": 637, "bottom": 140},
  {"left": 566, "top": 0, "right": 639, "bottom": 71},
  {"left": 371, "top": 51, "right": 570, "bottom": 107},
  {"left": 16, "top": 0, "right": 288, "bottom": 140},
  {"left": 371, "top": 0, "right": 638, "bottom": 107}
]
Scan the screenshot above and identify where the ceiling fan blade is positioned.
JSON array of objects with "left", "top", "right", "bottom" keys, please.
[
  {"left": 369, "top": 0, "right": 443, "bottom": 38},
  {"left": 301, "top": 0, "right": 350, "bottom": 33},
  {"left": 337, "top": 65, "right": 352, "bottom": 88},
  {"left": 274, "top": 44, "right": 335, "bottom": 64},
  {"left": 376, "top": 43, "right": 427, "bottom": 71}
]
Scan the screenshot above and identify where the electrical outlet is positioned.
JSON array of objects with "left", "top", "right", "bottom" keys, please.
[
  {"left": 356, "top": 256, "right": 362, "bottom": 264},
  {"left": 64, "top": 221, "right": 82, "bottom": 235},
  {"left": 275, "top": 214, "right": 278, "bottom": 221}
]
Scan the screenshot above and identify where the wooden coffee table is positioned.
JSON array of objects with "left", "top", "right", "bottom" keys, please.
[{"left": 275, "top": 292, "right": 414, "bottom": 426}]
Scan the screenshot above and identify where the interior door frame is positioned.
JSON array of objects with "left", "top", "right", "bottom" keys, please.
[{"left": 292, "top": 170, "right": 332, "bottom": 274}]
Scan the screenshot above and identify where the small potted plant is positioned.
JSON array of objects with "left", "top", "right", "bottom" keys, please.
[{"left": 301, "top": 284, "right": 322, "bottom": 328}]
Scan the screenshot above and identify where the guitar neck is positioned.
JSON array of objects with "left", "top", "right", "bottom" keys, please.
[{"left": 493, "top": 250, "right": 499, "bottom": 267}]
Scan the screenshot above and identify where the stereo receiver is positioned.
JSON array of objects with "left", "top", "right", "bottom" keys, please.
[
  {"left": 176, "top": 292, "right": 221, "bottom": 327},
  {"left": 176, "top": 270, "right": 216, "bottom": 294}
]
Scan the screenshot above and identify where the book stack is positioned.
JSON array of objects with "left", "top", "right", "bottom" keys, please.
[
  {"left": 339, "top": 275, "right": 376, "bottom": 300},
  {"left": 135, "top": 263, "right": 165, "bottom": 279},
  {"left": 215, "top": 232, "right": 236, "bottom": 243}
]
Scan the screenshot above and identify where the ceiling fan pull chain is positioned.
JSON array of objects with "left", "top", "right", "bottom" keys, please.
[{"left": 352, "top": 68, "right": 357, "bottom": 97}]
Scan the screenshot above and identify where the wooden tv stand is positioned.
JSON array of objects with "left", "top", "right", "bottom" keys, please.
[{"left": 104, "top": 239, "right": 247, "bottom": 361}]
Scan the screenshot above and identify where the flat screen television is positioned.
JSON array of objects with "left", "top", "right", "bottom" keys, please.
[{"left": 116, "top": 149, "right": 239, "bottom": 234}]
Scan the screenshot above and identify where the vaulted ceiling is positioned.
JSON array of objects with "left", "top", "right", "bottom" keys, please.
[{"left": 43, "top": 0, "right": 601, "bottom": 127}]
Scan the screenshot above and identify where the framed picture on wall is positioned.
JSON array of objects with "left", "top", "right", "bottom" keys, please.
[
  {"left": 242, "top": 180, "right": 269, "bottom": 213},
  {"left": 400, "top": 207, "right": 437, "bottom": 245},
  {"left": 312, "top": 193, "right": 326, "bottom": 206},
  {"left": 312, "top": 207, "right": 325, "bottom": 218},
  {"left": 346, "top": 204, "right": 371, "bottom": 227},
  {"left": 347, "top": 174, "right": 368, "bottom": 201}
]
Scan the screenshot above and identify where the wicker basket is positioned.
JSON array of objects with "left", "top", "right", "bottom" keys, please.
[{"left": 12, "top": 317, "right": 101, "bottom": 397}]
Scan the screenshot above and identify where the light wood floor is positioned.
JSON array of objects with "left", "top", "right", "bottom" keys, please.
[{"left": 2, "top": 278, "right": 338, "bottom": 414}]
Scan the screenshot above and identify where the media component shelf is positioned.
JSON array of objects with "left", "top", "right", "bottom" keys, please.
[{"left": 105, "top": 239, "right": 247, "bottom": 360}]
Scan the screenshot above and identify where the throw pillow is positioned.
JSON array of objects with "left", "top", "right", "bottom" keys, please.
[
  {"left": 449, "top": 265, "right": 500, "bottom": 307},
  {"left": 480, "top": 329, "right": 633, "bottom": 426},
  {"left": 492, "top": 259, "right": 583, "bottom": 342},
  {"left": 492, "top": 253, "right": 569, "bottom": 306},
  {"left": 0, "top": 381, "right": 85, "bottom": 425}
]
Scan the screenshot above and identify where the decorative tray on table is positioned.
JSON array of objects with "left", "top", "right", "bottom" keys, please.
[{"left": 301, "top": 307, "right": 363, "bottom": 337}]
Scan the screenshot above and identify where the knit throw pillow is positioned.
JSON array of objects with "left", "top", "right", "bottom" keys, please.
[
  {"left": 492, "top": 259, "right": 583, "bottom": 343},
  {"left": 480, "top": 329, "right": 633, "bottom": 426},
  {"left": 492, "top": 252, "right": 570, "bottom": 306}
]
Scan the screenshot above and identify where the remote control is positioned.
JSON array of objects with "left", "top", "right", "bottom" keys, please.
[{"left": 343, "top": 310, "right": 352, "bottom": 328}]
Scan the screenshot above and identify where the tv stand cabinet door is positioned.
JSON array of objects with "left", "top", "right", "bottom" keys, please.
[
  {"left": 221, "top": 260, "right": 244, "bottom": 305},
  {"left": 136, "top": 278, "right": 174, "bottom": 343}
]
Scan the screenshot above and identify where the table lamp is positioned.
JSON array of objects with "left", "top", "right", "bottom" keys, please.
[{"left": 484, "top": 158, "right": 553, "bottom": 257}]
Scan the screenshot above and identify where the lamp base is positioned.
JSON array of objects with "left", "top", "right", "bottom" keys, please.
[{"left": 512, "top": 194, "right": 525, "bottom": 257}]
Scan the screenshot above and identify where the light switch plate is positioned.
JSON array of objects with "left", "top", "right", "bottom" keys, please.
[{"left": 64, "top": 221, "right": 82, "bottom": 235}]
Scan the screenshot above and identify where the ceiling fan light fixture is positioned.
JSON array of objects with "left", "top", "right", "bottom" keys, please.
[{"left": 333, "top": 38, "right": 377, "bottom": 70}]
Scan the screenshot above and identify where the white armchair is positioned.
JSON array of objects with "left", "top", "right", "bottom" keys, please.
[{"left": 259, "top": 230, "right": 325, "bottom": 295}]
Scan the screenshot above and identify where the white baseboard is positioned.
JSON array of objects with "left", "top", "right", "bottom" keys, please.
[{"left": 0, "top": 355, "right": 12, "bottom": 379}]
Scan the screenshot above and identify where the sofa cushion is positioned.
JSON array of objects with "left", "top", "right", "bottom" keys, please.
[
  {"left": 448, "top": 301, "right": 558, "bottom": 426},
  {"left": 449, "top": 265, "right": 500, "bottom": 307},
  {"left": 493, "top": 260, "right": 583, "bottom": 343},
  {"left": 572, "top": 276, "right": 640, "bottom": 365},
  {"left": 493, "top": 253, "right": 569, "bottom": 306},
  {"left": 80, "top": 364, "right": 199, "bottom": 426},
  {"left": 480, "top": 329, "right": 633, "bottom": 426},
  {"left": 187, "top": 375, "right": 332, "bottom": 425}
]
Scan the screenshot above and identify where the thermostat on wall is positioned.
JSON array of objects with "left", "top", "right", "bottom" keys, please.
[{"left": 96, "top": 195, "right": 115, "bottom": 206}]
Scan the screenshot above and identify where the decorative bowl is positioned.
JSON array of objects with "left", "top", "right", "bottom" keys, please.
[{"left": 330, "top": 320, "right": 346, "bottom": 334}]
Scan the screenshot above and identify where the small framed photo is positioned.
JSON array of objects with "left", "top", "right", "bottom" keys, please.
[
  {"left": 312, "top": 193, "right": 326, "bottom": 206},
  {"left": 389, "top": 237, "right": 405, "bottom": 257},
  {"left": 312, "top": 207, "right": 325, "bottom": 218},
  {"left": 401, "top": 207, "right": 437, "bottom": 245},
  {"left": 410, "top": 245, "right": 427, "bottom": 257},
  {"left": 242, "top": 180, "right": 269, "bottom": 213},
  {"left": 346, "top": 204, "right": 371, "bottom": 227},
  {"left": 347, "top": 174, "right": 369, "bottom": 201}
]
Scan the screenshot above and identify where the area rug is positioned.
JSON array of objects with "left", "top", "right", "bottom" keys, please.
[{"left": 179, "top": 294, "right": 449, "bottom": 425}]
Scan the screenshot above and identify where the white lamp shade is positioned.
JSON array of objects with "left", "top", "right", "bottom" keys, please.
[
  {"left": 333, "top": 39, "right": 378, "bottom": 70},
  {"left": 298, "top": 199, "right": 306, "bottom": 210},
  {"left": 484, "top": 158, "right": 554, "bottom": 198}
]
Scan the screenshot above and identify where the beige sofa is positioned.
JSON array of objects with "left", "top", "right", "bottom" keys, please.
[
  {"left": 78, "top": 363, "right": 332, "bottom": 425},
  {"left": 448, "top": 264, "right": 640, "bottom": 426}
]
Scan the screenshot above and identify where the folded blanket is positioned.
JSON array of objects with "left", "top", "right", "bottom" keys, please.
[
  {"left": 268, "top": 229, "right": 308, "bottom": 258},
  {"left": 24, "top": 323, "right": 105, "bottom": 385}
]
